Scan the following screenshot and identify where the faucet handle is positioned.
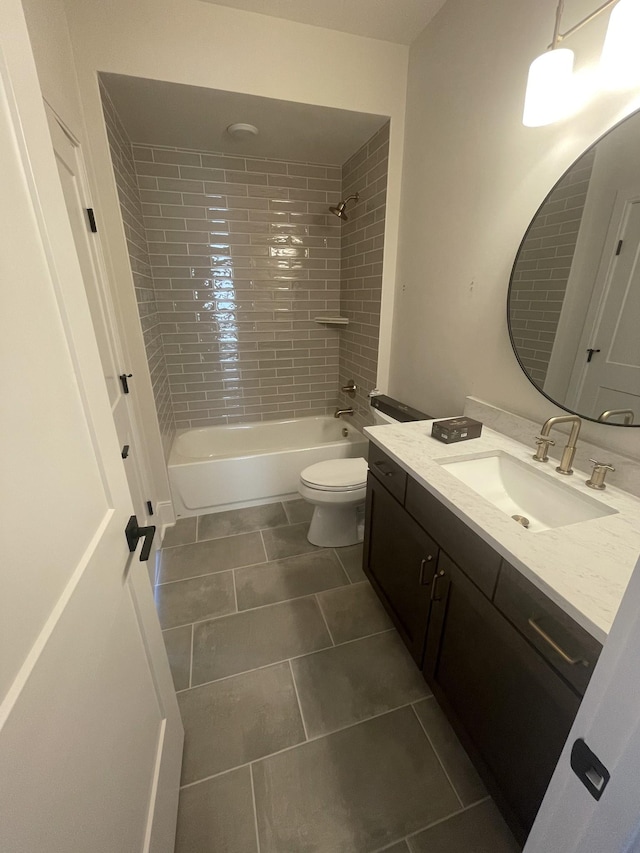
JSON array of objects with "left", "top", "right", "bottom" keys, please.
[
  {"left": 533, "top": 435, "right": 555, "bottom": 463},
  {"left": 586, "top": 459, "right": 615, "bottom": 490}
]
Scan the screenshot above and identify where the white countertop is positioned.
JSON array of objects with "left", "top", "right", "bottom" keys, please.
[{"left": 364, "top": 420, "right": 640, "bottom": 643}]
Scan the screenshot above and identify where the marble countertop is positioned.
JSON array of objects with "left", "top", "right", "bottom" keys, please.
[{"left": 364, "top": 420, "right": 640, "bottom": 643}]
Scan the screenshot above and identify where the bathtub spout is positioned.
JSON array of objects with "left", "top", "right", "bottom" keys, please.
[{"left": 334, "top": 408, "right": 354, "bottom": 418}]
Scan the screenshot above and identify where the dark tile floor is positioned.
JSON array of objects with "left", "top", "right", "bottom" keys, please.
[{"left": 156, "top": 500, "right": 521, "bottom": 853}]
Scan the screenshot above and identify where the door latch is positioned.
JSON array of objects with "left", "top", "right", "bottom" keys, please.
[
  {"left": 119, "top": 373, "right": 133, "bottom": 394},
  {"left": 125, "top": 515, "right": 156, "bottom": 562},
  {"left": 586, "top": 348, "right": 601, "bottom": 363}
]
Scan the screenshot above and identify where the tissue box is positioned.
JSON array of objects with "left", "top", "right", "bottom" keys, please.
[{"left": 431, "top": 417, "right": 483, "bottom": 444}]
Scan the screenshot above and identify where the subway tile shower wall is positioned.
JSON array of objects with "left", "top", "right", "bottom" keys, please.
[
  {"left": 101, "top": 85, "right": 176, "bottom": 458},
  {"left": 133, "top": 145, "right": 344, "bottom": 429},
  {"left": 337, "top": 122, "right": 389, "bottom": 432}
]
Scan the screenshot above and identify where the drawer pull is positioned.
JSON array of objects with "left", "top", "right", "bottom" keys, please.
[
  {"left": 430, "top": 569, "right": 445, "bottom": 601},
  {"left": 527, "top": 618, "right": 585, "bottom": 666},
  {"left": 373, "top": 460, "right": 394, "bottom": 477},
  {"left": 418, "top": 555, "right": 434, "bottom": 585}
]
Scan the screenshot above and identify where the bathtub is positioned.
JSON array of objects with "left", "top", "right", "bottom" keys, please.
[{"left": 168, "top": 416, "right": 369, "bottom": 517}]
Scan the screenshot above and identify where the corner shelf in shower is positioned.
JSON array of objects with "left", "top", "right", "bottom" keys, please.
[{"left": 313, "top": 316, "right": 349, "bottom": 325}]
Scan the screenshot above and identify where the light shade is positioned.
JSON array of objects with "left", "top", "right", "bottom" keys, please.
[
  {"left": 523, "top": 48, "right": 575, "bottom": 127},
  {"left": 600, "top": 0, "right": 640, "bottom": 89}
]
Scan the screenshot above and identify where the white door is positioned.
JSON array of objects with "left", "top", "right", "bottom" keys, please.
[
  {"left": 0, "top": 3, "right": 183, "bottom": 852},
  {"left": 524, "top": 556, "right": 640, "bottom": 853},
  {"left": 571, "top": 198, "right": 640, "bottom": 423},
  {"left": 46, "top": 107, "right": 149, "bottom": 527}
]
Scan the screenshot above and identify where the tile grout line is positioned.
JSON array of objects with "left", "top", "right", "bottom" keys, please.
[
  {"left": 157, "top": 543, "right": 337, "bottom": 587},
  {"left": 179, "top": 699, "right": 422, "bottom": 790},
  {"left": 288, "top": 659, "right": 309, "bottom": 741},
  {"left": 188, "top": 623, "right": 194, "bottom": 689},
  {"left": 231, "top": 568, "right": 239, "bottom": 614},
  {"left": 177, "top": 628, "right": 397, "bottom": 693},
  {"left": 314, "top": 593, "right": 336, "bottom": 646},
  {"left": 249, "top": 764, "right": 262, "bottom": 853},
  {"left": 258, "top": 529, "right": 268, "bottom": 564},
  {"left": 410, "top": 701, "right": 464, "bottom": 809},
  {"left": 164, "top": 581, "right": 362, "bottom": 632},
  {"left": 395, "top": 796, "right": 494, "bottom": 850}
]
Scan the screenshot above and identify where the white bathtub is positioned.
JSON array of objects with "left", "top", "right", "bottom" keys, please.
[{"left": 168, "top": 416, "right": 369, "bottom": 517}]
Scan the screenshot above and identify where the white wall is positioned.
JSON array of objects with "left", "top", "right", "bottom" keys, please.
[{"left": 390, "top": 0, "right": 640, "bottom": 458}]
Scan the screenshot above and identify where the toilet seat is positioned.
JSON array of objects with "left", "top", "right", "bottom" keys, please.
[{"left": 300, "top": 457, "right": 368, "bottom": 492}]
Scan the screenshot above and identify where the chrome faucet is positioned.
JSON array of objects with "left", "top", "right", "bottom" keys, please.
[
  {"left": 533, "top": 415, "right": 582, "bottom": 475},
  {"left": 334, "top": 407, "right": 354, "bottom": 418}
]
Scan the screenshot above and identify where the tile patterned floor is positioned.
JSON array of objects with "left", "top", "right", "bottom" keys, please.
[{"left": 156, "top": 500, "right": 521, "bottom": 853}]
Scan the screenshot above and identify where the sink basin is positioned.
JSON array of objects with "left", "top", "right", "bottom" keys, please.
[{"left": 438, "top": 451, "right": 618, "bottom": 532}]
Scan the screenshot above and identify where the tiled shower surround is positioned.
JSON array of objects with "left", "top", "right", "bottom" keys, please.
[
  {"left": 510, "top": 148, "right": 594, "bottom": 387},
  {"left": 134, "top": 144, "right": 346, "bottom": 429},
  {"left": 101, "top": 86, "right": 176, "bottom": 457},
  {"left": 101, "top": 91, "right": 389, "bottom": 436},
  {"left": 337, "top": 123, "right": 389, "bottom": 431}
]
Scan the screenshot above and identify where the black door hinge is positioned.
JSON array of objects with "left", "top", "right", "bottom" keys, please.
[
  {"left": 616, "top": 239, "right": 623, "bottom": 256},
  {"left": 86, "top": 208, "right": 98, "bottom": 233},
  {"left": 119, "top": 373, "right": 132, "bottom": 394},
  {"left": 146, "top": 500, "right": 154, "bottom": 516}
]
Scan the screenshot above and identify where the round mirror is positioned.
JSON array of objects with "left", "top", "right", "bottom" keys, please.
[{"left": 508, "top": 110, "right": 640, "bottom": 426}]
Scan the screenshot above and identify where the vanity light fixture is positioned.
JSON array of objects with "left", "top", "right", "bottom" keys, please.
[{"left": 523, "top": 0, "right": 636, "bottom": 127}]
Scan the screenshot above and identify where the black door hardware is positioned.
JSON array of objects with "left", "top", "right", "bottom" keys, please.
[
  {"left": 570, "top": 738, "right": 610, "bottom": 801},
  {"left": 125, "top": 515, "right": 156, "bottom": 562},
  {"left": 146, "top": 500, "right": 154, "bottom": 516},
  {"left": 121, "top": 444, "right": 130, "bottom": 459},
  {"left": 119, "top": 373, "right": 133, "bottom": 394},
  {"left": 586, "top": 348, "right": 601, "bottom": 363},
  {"left": 616, "top": 239, "right": 623, "bottom": 255},
  {"left": 86, "top": 208, "right": 98, "bottom": 233}
]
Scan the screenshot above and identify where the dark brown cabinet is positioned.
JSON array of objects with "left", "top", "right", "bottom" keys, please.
[
  {"left": 424, "top": 552, "right": 581, "bottom": 841},
  {"left": 363, "top": 472, "right": 437, "bottom": 663},
  {"left": 363, "top": 443, "right": 602, "bottom": 844}
]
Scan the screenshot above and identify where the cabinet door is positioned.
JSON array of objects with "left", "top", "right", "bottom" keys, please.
[
  {"left": 424, "top": 553, "right": 580, "bottom": 841},
  {"left": 363, "top": 473, "right": 438, "bottom": 664}
]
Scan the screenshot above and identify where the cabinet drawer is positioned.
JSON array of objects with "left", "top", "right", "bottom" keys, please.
[
  {"left": 494, "top": 561, "right": 602, "bottom": 696},
  {"left": 368, "top": 443, "right": 407, "bottom": 504},
  {"left": 405, "top": 478, "right": 501, "bottom": 599}
]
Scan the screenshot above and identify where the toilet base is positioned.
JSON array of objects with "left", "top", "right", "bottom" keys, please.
[{"left": 307, "top": 502, "right": 365, "bottom": 548}]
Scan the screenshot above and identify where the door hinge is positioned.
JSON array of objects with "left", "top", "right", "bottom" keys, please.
[
  {"left": 86, "top": 208, "right": 98, "bottom": 233},
  {"left": 616, "top": 239, "right": 623, "bottom": 256},
  {"left": 119, "top": 373, "right": 132, "bottom": 394},
  {"left": 146, "top": 500, "right": 154, "bottom": 516}
]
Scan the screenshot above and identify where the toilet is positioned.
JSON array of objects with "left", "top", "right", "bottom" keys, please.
[{"left": 299, "top": 395, "right": 429, "bottom": 547}]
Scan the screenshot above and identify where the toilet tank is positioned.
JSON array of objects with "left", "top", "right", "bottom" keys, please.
[{"left": 369, "top": 394, "right": 431, "bottom": 425}]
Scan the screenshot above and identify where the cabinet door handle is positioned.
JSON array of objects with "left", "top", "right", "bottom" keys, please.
[
  {"left": 419, "top": 555, "right": 434, "bottom": 585},
  {"left": 430, "top": 569, "right": 445, "bottom": 601},
  {"left": 527, "top": 618, "right": 585, "bottom": 666}
]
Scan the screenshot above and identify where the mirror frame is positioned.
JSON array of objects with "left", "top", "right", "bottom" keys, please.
[{"left": 507, "top": 109, "right": 640, "bottom": 427}]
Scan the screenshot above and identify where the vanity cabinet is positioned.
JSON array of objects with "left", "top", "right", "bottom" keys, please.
[
  {"left": 363, "top": 444, "right": 602, "bottom": 843},
  {"left": 363, "top": 472, "right": 438, "bottom": 663},
  {"left": 424, "top": 552, "right": 581, "bottom": 838}
]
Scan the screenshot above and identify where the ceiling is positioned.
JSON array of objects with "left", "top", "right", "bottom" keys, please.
[
  {"left": 197, "top": 0, "right": 447, "bottom": 45},
  {"left": 101, "top": 74, "right": 389, "bottom": 165}
]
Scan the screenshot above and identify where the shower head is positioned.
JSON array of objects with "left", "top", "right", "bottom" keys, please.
[{"left": 328, "top": 192, "right": 359, "bottom": 222}]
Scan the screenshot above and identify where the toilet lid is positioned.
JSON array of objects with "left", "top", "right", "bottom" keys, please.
[{"left": 300, "top": 457, "right": 368, "bottom": 491}]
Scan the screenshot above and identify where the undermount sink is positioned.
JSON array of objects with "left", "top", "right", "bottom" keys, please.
[{"left": 438, "top": 451, "right": 618, "bottom": 532}]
